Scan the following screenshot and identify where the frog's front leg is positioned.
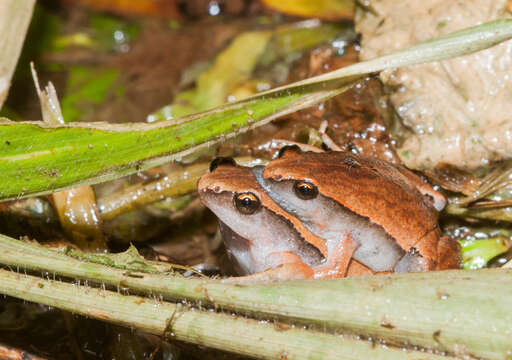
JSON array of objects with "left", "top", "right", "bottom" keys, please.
[
  {"left": 223, "top": 251, "right": 315, "bottom": 283},
  {"left": 313, "top": 234, "right": 357, "bottom": 279},
  {"left": 346, "top": 259, "right": 375, "bottom": 277}
]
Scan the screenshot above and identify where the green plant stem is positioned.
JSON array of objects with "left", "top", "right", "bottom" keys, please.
[
  {"left": 97, "top": 157, "right": 260, "bottom": 221},
  {"left": 0, "top": 234, "right": 510, "bottom": 359},
  {"left": 0, "top": 268, "right": 452, "bottom": 360},
  {"left": 97, "top": 161, "right": 209, "bottom": 221},
  {"left": 2, "top": 20, "right": 512, "bottom": 201},
  {"left": 445, "top": 203, "right": 512, "bottom": 221}
]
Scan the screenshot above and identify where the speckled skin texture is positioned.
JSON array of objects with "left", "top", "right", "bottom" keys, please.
[{"left": 198, "top": 163, "right": 377, "bottom": 278}]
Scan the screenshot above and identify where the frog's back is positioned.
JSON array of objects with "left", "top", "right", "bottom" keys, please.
[{"left": 263, "top": 150, "right": 441, "bottom": 266}]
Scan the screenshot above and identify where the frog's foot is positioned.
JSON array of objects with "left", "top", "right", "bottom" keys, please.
[
  {"left": 319, "top": 120, "right": 343, "bottom": 152},
  {"left": 313, "top": 234, "right": 357, "bottom": 279},
  {"left": 398, "top": 228, "right": 457, "bottom": 272},
  {"left": 436, "top": 235, "right": 461, "bottom": 270},
  {"left": 406, "top": 233, "right": 460, "bottom": 272},
  {"left": 223, "top": 251, "right": 314, "bottom": 283},
  {"left": 395, "top": 167, "right": 446, "bottom": 211},
  {"left": 397, "top": 231, "right": 437, "bottom": 272}
]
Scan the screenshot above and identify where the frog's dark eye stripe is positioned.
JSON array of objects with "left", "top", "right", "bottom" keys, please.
[
  {"left": 210, "top": 157, "right": 237, "bottom": 172},
  {"left": 294, "top": 181, "right": 318, "bottom": 200},
  {"left": 234, "top": 192, "right": 261, "bottom": 215},
  {"left": 278, "top": 145, "right": 301, "bottom": 158}
]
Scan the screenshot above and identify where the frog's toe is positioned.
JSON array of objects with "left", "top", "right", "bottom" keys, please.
[{"left": 223, "top": 262, "right": 315, "bottom": 283}]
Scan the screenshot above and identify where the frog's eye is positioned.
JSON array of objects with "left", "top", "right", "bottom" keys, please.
[
  {"left": 234, "top": 192, "right": 261, "bottom": 215},
  {"left": 294, "top": 181, "right": 318, "bottom": 200}
]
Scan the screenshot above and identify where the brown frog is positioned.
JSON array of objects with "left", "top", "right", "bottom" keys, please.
[{"left": 198, "top": 150, "right": 460, "bottom": 280}]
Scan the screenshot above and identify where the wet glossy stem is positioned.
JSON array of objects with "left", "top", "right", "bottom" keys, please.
[
  {"left": 97, "top": 157, "right": 260, "bottom": 221},
  {"left": 0, "top": 234, "right": 510, "bottom": 360},
  {"left": 0, "top": 269, "right": 454, "bottom": 360},
  {"left": 445, "top": 202, "right": 512, "bottom": 222},
  {"left": 97, "top": 162, "right": 209, "bottom": 221}
]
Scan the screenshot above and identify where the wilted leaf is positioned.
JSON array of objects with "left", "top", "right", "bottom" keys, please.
[{"left": 150, "top": 21, "right": 351, "bottom": 120}]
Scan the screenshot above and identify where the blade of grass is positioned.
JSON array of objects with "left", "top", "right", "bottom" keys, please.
[
  {"left": 1, "top": 20, "right": 512, "bottom": 201},
  {"left": 0, "top": 234, "right": 511, "bottom": 359}
]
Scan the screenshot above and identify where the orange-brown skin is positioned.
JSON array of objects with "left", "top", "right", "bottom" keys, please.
[
  {"left": 198, "top": 164, "right": 329, "bottom": 257},
  {"left": 263, "top": 148, "right": 460, "bottom": 271},
  {"left": 346, "top": 259, "right": 375, "bottom": 277},
  {"left": 199, "top": 163, "right": 373, "bottom": 280}
]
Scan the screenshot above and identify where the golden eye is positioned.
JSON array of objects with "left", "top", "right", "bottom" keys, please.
[
  {"left": 234, "top": 192, "right": 261, "bottom": 215},
  {"left": 294, "top": 181, "right": 318, "bottom": 200}
]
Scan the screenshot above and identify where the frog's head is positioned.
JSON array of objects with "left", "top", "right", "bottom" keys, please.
[
  {"left": 198, "top": 158, "right": 325, "bottom": 275},
  {"left": 256, "top": 147, "right": 438, "bottom": 273}
]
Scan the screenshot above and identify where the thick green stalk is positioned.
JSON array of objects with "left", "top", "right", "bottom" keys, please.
[
  {"left": 0, "top": 234, "right": 510, "bottom": 359},
  {"left": 0, "top": 268, "right": 451, "bottom": 360}
]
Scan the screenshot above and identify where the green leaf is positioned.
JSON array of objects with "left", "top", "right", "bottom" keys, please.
[
  {"left": 460, "top": 238, "right": 511, "bottom": 269},
  {"left": 1, "top": 20, "right": 512, "bottom": 201}
]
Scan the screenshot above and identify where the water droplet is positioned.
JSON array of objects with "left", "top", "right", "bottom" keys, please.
[{"left": 208, "top": 1, "right": 221, "bottom": 16}]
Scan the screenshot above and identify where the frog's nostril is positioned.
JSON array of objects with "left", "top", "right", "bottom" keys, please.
[{"left": 210, "top": 157, "right": 237, "bottom": 172}]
